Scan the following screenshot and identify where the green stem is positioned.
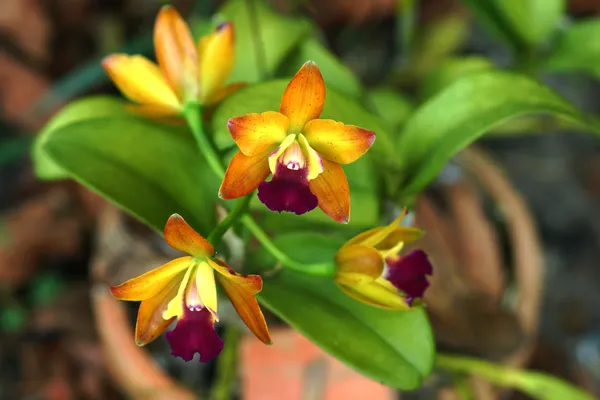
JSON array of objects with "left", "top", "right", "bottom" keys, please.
[
  {"left": 207, "top": 193, "right": 253, "bottom": 247},
  {"left": 182, "top": 102, "right": 335, "bottom": 277},
  {"left": 183, "top": 103, "right": 225, "bottom": 177},
  {"left": 210, "top": 326, "right": 241, "bottom": 400}
]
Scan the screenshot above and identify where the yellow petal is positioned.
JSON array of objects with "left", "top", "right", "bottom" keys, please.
[
  {"left": 302, "top": 119, "right": 376, "bottom": 164},
  {"left": 219, "top": 151, "right": 271, "bottom": 199},
  {"left": 124, "top": 104, "right": 182, "bottom": 119},
  {"left": 228, "top": 112, "right": 289, "bottom": 156},
  {"left": 308, "top": 158, "right": 350, "bottom": 223},
  {"left": 268, "top": 133, "right": 296, "bottom": 174},
  {"left": 297, "top": 133, "right": 324, "bottom": 180},
  {"left": 210, "top": 259, "right": 272, "bottom": 345},
  {"left": 102, "top": 54, "right": 181, "bottom": 109},
  {"left": 334, "top": 245, "right": 384, "bottom": 286},
  {"left": 154, "top": 5, "right": 198, "bottom": 101},
  {"left": 347, "top": 210, "right": 407, "bottom": 248},
  {"left": 109, "top": 256, "right": 191, "bottom": 301},
  {"left": 198, "top": 22, "right": 235, "bottom": 104},
  {"left": 135, "top": 276, "right": 180, "bottom": 346},
  {"left": 190, "top": 261, "right": 218, "bottom": 318},
  {"left": 164, "top": 214, "right": 214, "bottom": 257},
  {"left": 279, "top": 61, "right": 326, "bottom": 132},
  {"left": 163, "top": 265, "right": 193, "bottom": 320},
  {"left": 337, "top": 278, "right": 409, "bottom": 310}
]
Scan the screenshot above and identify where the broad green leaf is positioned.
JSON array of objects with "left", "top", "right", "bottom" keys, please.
[
  {"left": 364, "top": 88, "right": 414, "bottom": 131},
  {"left": 255, "top": 233, "right": 435, "bottom": 389},
  {"left": 495, "top": 0, "right": 564, "bottom": 46},
  {"left": 277, "top": 36, "right": 363, "bottom": 98},
  {"left": 459, "top": 0, "right": 527, "bottom": 51},
  {"left": 436, "top": 354, "right": 595, "bottom": 400},
  {"left": 218, "top": 0, "right": 311, "bottom": 83},
  {"left": 33, "top": 96, "right": 130, "bottom": 180},
  {"left": 545, "top": 19, "right": 600, "bottom": 77},
  {"left": 396, "top": 71, "right": 597, "bottom": 197},
  {"left": 39, "top": 116, "right": 219, "bottom": 233},
  {"left": 420, "top": 56, "right": 494, "bottom": 100}
]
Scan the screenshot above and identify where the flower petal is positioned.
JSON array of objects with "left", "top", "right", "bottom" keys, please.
[
  {"left": 154, "top": 5, "right": 198, "bottom": 100},
  {"left": 109, "top": 256, "right": 191, "bottom": 301},
  {"left": 163, "top": 266, "right": 193, "bottom": 320},
  {"left": 302, "top": 119, "right": 376, "bottom": 164},
  {"left": 338, "top": 279, "right": 410, "bottom": 310},
  {"left": 228, "top": 112, "right": 289, "bottom": 156},
  {"left": 204, "top": 82, "right": 247, "bottom": 106},
  {"left": 385, "top": 250, "right": 433, "bottom": 303},
  {"left": 308, "top": 159, "right": 350, "bottom": 223},
  {"left": 268, "top": 134, "right": 296, "bottom": 174},
  {"left": 124, "top": 104, "right": 182, "bottom": 119},
  {"left": 279, "top": 61, "right": 325, "bottom": 132},
  {"left": 197, "top": 22, "right": 235, "bottom": 104},
  {"left": 297, "top": 133, "right": 324, "bottom": 180},
  {"left": 166, "top": 307, "right": 223, "bottom": 362},
  {"left": 135, "top": 276, "right": 180, "bottom": 346},
  {"left": 345, "top": 210, "right": 422, "bottom": 253},
  {"left": 164, "top": 214, "right": 214, "bottom": 257},
  {"left": 190, "top": 261, "right": 218, "bottom": 317},
  {"left": 257, "top": 165, "right": 318, "bottom": 215},
  {"left": 101, "top": 54, "right": 181, "bottom": 109},
  {"left": 334, "top": 244, "right": 384, "bottom": 286},
  {"left": 210, "top": 259, "right": 272, "bottom": 345},
  {"left": 219, "top": 151, "right": 271, "bottom": 199}
]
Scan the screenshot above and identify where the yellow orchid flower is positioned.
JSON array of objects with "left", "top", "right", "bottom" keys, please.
[
  {"left": 102, "top": 5, "right": 242, "bottom": 118},
  {"left": 334, "top": 210, "right": 433, "bottom": 309},
  {"left": 218, "top": 61, "right": 376, "bottom": 223},
  {"left": 110, "top": 214, "right": 271, "bottom": 362}
]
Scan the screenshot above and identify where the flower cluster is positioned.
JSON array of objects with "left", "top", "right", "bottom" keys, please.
[{"left": 104, "top": 5, "right": 433, "bottom": 363}]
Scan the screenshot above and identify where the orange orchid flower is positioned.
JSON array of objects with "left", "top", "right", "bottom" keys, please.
[
  {"left": 218, "top": 61, "right": 376, "bottom": 223},
  {"left": 334, "top": 210, "right": 433, "bottom": 309},
  {"left": 102, "top": 6, "right": 242, "bottom": 118},
  {"left": 110, "top": 214, "right": 271, "bottom": 362}
]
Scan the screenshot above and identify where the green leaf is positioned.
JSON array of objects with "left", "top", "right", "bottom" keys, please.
[
  {"left": 494, "top": 0, "right": 565, "bottom": 46},
  {"left": 255, "top": 233, "right": 435, "bottom": 389},
  {"left": 38, "top": 115, "right": 219, "bottom": 233},
  {"left": 545, "top": 19, "right": 600, "bottom": 77},
  {"left": 218, "top": 0, "right": 311, "bottom": 83},
  {"left": 420, "top": 56, "right": 494, "bottom": 100},
  {"left": 277, "top": 37, "right": 363, "bottom": 98},
  {"left": 436, "top": 354, "right": 595, "bottom": 400},
  {"left": 33, "top": 96, "right": 131, "bottom": 180},
  {"left": 396, "top": 71, "right": 597, "bottom": 197},
  {"left": 364, "top": 88, "right": 414, "bottom": 131},
  {"left": 459, "top": 0, "right": 527, "bottom": 51}
]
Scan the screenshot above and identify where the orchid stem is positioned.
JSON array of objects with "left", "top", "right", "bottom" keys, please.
[
  {"left": 210, "top": 326, "right": 241, "bottom": 400},
  {"left": 183, "top": 103, "right": 225, "bottom": 177},
  {"left": 208, "top": 193, "right": 253, "bottom": 247},
  {"left": 182, "top": 102, "right": 333, "bottom": 277}
]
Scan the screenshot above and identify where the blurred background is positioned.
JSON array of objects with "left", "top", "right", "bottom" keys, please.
[{"left": 1, "top": 0, "right": 600, "bottom": 399}]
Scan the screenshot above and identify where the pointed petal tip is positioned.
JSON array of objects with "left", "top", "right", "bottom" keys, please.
[{"left": 164, "top": 215, "right": 214, "bottom": 257}]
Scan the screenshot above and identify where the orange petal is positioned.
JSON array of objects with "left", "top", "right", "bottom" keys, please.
[
  {"left": 204, "top": 82, "right": 247, "bottom": 106},
  {"left": 125, "top": 104, "right": 181, "bottom": 119},
  {"left": 135, "top": 276, "right": 180, "bottom": 346},
  {"left": 210, "top": 259, "right": 271, "bottom": 345},
  {"left": 308, "top": 159, "right": 350, "bottom": 223},
  {"left": 219, "top": 151, "right": 270, "bottom": 199},
  {"left": 109, "top": 257, "right": 190, "bottom": 301},
  {"left": 228, "top": 112, "right": 289, "bottom": 156},
  {"left": 164, "top": 214, "right": 214, "bottom": 257},
  {"left": 303, "top": 119, "right": 376, "bottom": 164},
  {"left": 154, "top": 5, "right": 198, "bottom": 101},
  {"left": 102, "top": 54, "right": 181, "bottom": 109},
  {"left": 279, "top": 61, "right": 325, "bottom": 132},
  {"left": 197, "top": 22, "right": 235, "bottom": 104}
]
